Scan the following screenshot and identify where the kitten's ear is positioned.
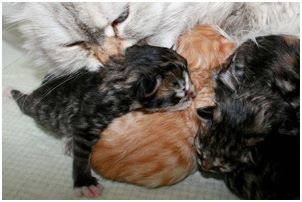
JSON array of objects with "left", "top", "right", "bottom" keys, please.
[
  {"left": 219, "top": 38, "right": 237, "bottom": 63},
  {"left": 197, "top": 106, "right": 215, "bottom": 120},
  {"left": 125, "top": 45, "right": 145, "bottom": 61},
  {"left": 137, "top": 75, "right": 162, "bottom": 98},
  {"left": 170, "top": 44, "right": 175, "bottom": 50}
]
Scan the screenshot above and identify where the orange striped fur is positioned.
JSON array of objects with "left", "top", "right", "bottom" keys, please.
[{"left": 91, "top": 25, "right": 236, "bottom": 187}]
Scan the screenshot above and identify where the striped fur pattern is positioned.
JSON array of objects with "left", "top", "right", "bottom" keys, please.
[{"left": 10, "top": 45, "right": 194, "bottom": 197}]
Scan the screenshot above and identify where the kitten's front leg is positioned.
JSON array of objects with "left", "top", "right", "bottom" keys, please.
[{"left": 72, "top": 134, "right": 103, "bottom": 197}]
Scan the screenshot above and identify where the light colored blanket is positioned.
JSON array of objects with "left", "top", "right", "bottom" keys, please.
[{"left": 2, "top": 43, "right": 238, "bottom": 199}]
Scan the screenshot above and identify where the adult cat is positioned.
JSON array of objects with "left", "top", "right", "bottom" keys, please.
[{"left": 4, "top": 2, "right": 299, "bottom": 76}]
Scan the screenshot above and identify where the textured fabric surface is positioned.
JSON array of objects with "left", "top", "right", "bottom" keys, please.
[{"left": 2, "top": 55, "right": 238, "bottom": 199}]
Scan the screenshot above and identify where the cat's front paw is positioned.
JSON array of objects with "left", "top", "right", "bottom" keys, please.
[
  {"left": 74, "top": 175, "right": 103, "bottom": 197},
  {"left": 74, "top": 184, "right": 104, "bottom": 198}
]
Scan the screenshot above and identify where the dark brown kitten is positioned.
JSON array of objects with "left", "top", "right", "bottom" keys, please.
[
  {"left": 196, "top": 35, "right": 299, "bottom": 199},
  {"left": 11, "top": 45, "right": 195, "bottom": 197}
]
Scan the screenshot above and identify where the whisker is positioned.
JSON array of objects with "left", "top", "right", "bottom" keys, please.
[{"left": 36, "top": 71, "right": 88, "bottom": 103}]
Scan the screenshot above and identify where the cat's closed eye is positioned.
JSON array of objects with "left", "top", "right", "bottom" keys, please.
[
  {"left": 231, "top": 61, "right": 245, "bottom": 77},
  {"left": 112, "top": 6, "right": 129, "bottom": 27},
  {"left": 64, "top": 41, "right": 86, "bottom": 47}
]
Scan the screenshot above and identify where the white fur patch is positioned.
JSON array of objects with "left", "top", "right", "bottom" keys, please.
[
  {"left": 220, "top": 71, "right": 236, "bottom": 91},
  {"left": 176, "top": 90, "right": 185, "bottom": 98},
  {"left": 122, "top": 39, "right": 137, "bottom": 49},
  {"left": 104, "top": 25, "right": 115, "bottom": 37},
  {"left": 183, "top": 71, "right": 190, "bottom": 91}
]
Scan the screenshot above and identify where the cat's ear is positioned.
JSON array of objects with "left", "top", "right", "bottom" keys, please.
[
  {"left": 219, "top": 38, "right": 237, "bottom": 63},
  {"left": 170, "top": 44, "right": 175, "bottom": 50},
  {"left": 137, "top": 75, "right": 162, "bottom": 98},
  {"left": 196, "top": 106, "right": 215, "bottom": 120}
]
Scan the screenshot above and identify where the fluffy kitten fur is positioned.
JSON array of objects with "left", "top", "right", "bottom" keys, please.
[
  {"left": 91, "top": 25, "right": 236, "bottom": 187},
  {"left": 4, "top": 2, "right": 299, "bottom": 76},
  {"left": 195, "top": 35, "right": 300, "bottom": 199},
  {"left": 11, "top": 45, "right": 195, "bottom": 197}
]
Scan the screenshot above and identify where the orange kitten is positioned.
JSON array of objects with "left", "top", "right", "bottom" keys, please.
[{"left": 91, "top": 25, "right": 236, "bottom": 187}]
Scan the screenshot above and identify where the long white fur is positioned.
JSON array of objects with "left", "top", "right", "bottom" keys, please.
[
  {"left": 4, "top": 2, "right": 127, "bottom": 76},
  {"left": 3, "top": 2, "right": 300, "bottom": 77}
]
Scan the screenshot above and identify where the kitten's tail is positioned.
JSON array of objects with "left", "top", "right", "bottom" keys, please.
[{"left": 11, "top": 89, "right": 32, "bottom": 115}]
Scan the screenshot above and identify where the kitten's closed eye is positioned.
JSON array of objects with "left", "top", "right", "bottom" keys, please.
[
  {"left": 197, "top": 106, "right": 215, "bottom": 121},
  {"left": 173, "top": 80, "right": 185, "bottom": 89},
  {"left": 64, "top": 41, "right": 86, "bottom": 47}
]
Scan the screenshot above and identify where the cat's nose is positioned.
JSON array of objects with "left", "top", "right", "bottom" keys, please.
[
  {"left": 190, "top": 90, "right": 197, "bottom": 98},
  {"left": 200, "top": 159, "right": 214, "bottom": 171},
  {"left": 186, "top": 88, "right": 196, "bottom": 98}
]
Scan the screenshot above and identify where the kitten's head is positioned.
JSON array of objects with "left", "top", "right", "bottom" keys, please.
[
  {"left": 125, "top": 45, "right": 196, "bottom": 112},
  {"left": 177, "top": 25, "right": 236, "bottom": 72},
  {"left": 195, "top": 35, "right": 300, "bottom": 174}
]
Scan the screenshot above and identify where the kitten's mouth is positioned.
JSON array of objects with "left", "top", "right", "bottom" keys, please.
[
  {"left": 162, "top": 97, "right": 193, "bottom": 112},
  {"left": 199, "top": 158, "right": 234, "bottom": 174},
  {"left": 145, "top": 97, "right": 192, "bottom": 113},
  {"left": 163, "top": 86, "right": 196, "bottom": 112}
]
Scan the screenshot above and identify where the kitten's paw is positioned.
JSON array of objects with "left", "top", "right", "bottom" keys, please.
[
  {"left": 74, "top": 184, "right": 104, "bottom": 198},
  {"left": 2, "top": 86, "right": 13, "bottom": 98}
]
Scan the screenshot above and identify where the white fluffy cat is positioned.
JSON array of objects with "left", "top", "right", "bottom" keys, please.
[{"left": 4, "top": 2, "right": 299, "bottom": 76}]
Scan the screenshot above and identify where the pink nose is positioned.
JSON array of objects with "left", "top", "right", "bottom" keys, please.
[{"left": 187, "top": 89, "right": 196, "bottom": 98}]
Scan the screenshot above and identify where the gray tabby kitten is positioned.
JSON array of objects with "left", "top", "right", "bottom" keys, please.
[
  {"left": 4, "top": 2, "right": 299, "bottom": 76},
  {"left": 11, "top": 45, "right": 195, "bottom": 197}
]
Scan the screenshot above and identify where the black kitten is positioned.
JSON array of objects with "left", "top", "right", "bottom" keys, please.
[
  {"left": 195, "top": 35, "right": 299, "bottom": 199},
  {"left": 11, "top": 45, "right": 195, "bottom": 197}
]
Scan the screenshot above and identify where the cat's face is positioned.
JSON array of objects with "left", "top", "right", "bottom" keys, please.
[
  {"left": 104, "top": 3, "right": 167, "bottom": 47},
  {"left": 126, "top": 45, "right": 196, "bottom": 112},
  {"left": 195, "top": 35, "right": 299, "bottom": 174},
  {"left": 61, "top": 3, "right": 164, "bottom": 51}
]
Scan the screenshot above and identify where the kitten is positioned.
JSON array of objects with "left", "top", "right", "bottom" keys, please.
[
  {"left": 11, "top": 45, "right": 195, "bottom": 197},
  {"left": 91, "top": 25, "right": 236, "bottom": 187},
  {"left": 195, "top": 35, "right": 300, "bottom": 199},
  {"left": 4, "top": 2, "right": 299, "bottom": 76}
]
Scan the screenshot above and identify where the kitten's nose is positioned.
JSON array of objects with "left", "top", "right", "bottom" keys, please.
[
  {"left": 200, "top": 159, "right": 214, "bottom": 171},
  {"left": 190, "top": 90, "right": 197, "bottom": 98},
  {"left": 186, "top": 88, "right": 196, "bottom": 98}
]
